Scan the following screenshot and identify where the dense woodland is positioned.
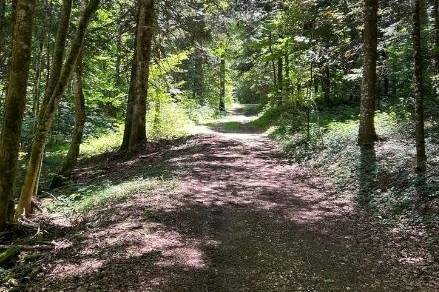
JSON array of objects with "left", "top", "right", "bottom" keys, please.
[{"left": 0, "top": 0, "right": 438, "bottom": 291}]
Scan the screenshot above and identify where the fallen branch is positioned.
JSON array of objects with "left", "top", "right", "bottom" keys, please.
[{"left": 0, "top": 246, "right": 20, "bottom": 266}]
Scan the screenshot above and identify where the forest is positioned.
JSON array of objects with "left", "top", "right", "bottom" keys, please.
[{"left": 0, "top": 0, "right": 438, "bottom": 291}]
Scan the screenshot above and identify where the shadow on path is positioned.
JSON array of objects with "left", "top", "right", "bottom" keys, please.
[{"left": 28, "top": 105, "right": 437, "bottom": 291}]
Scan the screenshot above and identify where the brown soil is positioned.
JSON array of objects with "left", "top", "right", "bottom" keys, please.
[{"left": 24, "top": 105, "right": 438, "bottom": 291}]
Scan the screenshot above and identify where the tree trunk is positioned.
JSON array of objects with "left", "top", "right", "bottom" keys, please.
[
  {"left": 1, "top": 0, "right": 17, "bottom": 116},
  {"left": 219, "top": 58, "right": 226, "bottom": 113},
  {"left": 0, "top": 0, "right": 36, "bottom": 230},
  {"left": 19, "top": 0, "right": 73, "bottom": 213},
  {"left": 383, "top": 76, "right": 389, "bottom": 99},
  {"left": 285, "top": 54, "right": 290, "bottom": 93},
  {"left": 0, "top": 0, "right": 5, "bottom": 67},
  {"left": 358, "top": 0, "right": 379, "bottom": 146},
  {"left": 15, "top": 0, "right": 100, "bottom": 219},
  {"left": 115, "top": 4, "right": 123, "bottom": 85},
  {"left": 0, "top": 0, "right": 5, "bottom": 115},
  {"left": 121, "top": 0, "right": 154, "bottom": 154},
  {"left": 323, "top": 65, "right": 331, "bottom": 106},
  {"left": 194, "top": 46, "right": 204, "bottom": 100},
  {"left": 51, "top": 51, "right": 86, "bottom": 189},
  {"left": 277, "top": 57, "right": 283, "bottom": 105},
  {"left": 120, "top": 47, "right": 137, "bottom": 152},
  {"left": 413, "top": 0, "right": 427, "bottom": 172},
  {"left": 434, "top": 0, "right": 439, "bottom": 73},
  {"left": 40, "top": 0, "right": 73, "bottom": 116},
  {"left": 192, "top": 11, "right": 206, "bottom": 101},
  {"left": 32, "top": 26, "right": 47, "bottom": 124}
]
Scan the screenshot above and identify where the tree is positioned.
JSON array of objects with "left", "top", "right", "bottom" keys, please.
[
  {"left": 120, "top": 0, "right": 155, "bottom": 154},
  {"left": 413, "top": 0, "right": 427, "bottom": 172},
  {"left": 50, "top": 50, "right": 86, "bottom": 189},
  {"left": 277, "top": 57, "right": 283, "bottom": 105},
  {"left": 15, "top": 0, "right": 100, "bottom": 219},
  {"left": 0, "top": 0, "right": 5, "bottom": 68},
  {"left": 434, "top": 0, "right": 439, "bottom": 73},
  {"left": 219, "top": 58, "right": 226, "bottom": 112},
  {"left": 358, "top": 0, "right": 379, "bottom": 146},
  {"left": 0, "top": 0, "right": 36, "bottom": 230}
]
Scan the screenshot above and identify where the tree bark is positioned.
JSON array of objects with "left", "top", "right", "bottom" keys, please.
[
  {"left": 192, "top": 12, "right": 206, "bottom": 101},
  {"left": 0, "top": 0, "right": 5, "bottom": 114},
  {"left": 115, "top": 3, "right": 124, "bottom": 85},
  {"left": 32, "top": 42, "right": 43, "bottom": 119},
  {"left": 51, "top": 51, "right": 86, "bottom": 189},
  {"left": 24, "top": 0, "right": 73, "bottom": 210},
  {"left": 120, "top": 46, "right": 137, "bottom": 152},
  {"left": 219, "top": 58, "right": 226, "bottom": 112},
  {"left": 0, "top": 0, "right": 5, "bottom": 67},
  {"left": 434, "top": 0, "right": 439, "bottom": 73},
  {"left": 277, "top": 57, "right": 283, "bottom": 105},
  {"left": 1, "top": 0, "right": 17, "bottom": 116},
  {"left": 358, "top": 0, "right": 379, "bottom": 146},
  {"left": 41, "top": 0, "right": 73, "bottom": 115},
  {"left": 0, "top": 0, "right": 36, "bottom": 230},
  {"left": 323, "top": 65, "right": 331, "bottom": 106},
  {"left": 413, "top": 0, "right": 427, "bottom": 172},
  {"left": 194, "top": 46, "right": 204, "bottom": 100},
  {"left": 15, "top": 0, "right": 100, "bottom": 219},
  {"left": 121, "top": 0, "right": 154, "bottom": 154},
  {"left": 285, "top": 54, "right": 290, "bottom": 93}
]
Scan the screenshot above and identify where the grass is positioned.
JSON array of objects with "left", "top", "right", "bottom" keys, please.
[
  {"left": 13, "top": 101, "right": 199, "bottom": 219},
  {"left": 47, "top": 177, "right": 176, "bottom": 216},
  {"left": 252, "top": 103, "right": 439, "bottom": 226},
  {"left": 222, "top": 121, "right": 243, "bottom": 131}
]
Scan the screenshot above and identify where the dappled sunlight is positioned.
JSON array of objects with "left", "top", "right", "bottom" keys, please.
[
  {"left": 41, "top": 193, "right": 212, "bottom": 288},
  {"left": 51, "top": 258, "right": 104, "bottom": 279},
  {"left": 167, "top": 132, "right": 354, "bottom": 226},
  {"left": 27, "top": 105, "right": 436, "bottom": 291}
]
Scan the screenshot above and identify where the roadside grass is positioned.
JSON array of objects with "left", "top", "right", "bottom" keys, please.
[
  {"left": 47, "top": 176, "right": 177, "bottom": 217},
  {"left": 16, "top": 103, "right": 195, "bottom": 219},
  {"left": 252, "top": 103, "right": 439, "bottom": 226}
]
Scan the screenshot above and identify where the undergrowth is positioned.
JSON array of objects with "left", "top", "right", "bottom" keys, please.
[
  {"left": 47, "top": 177, "right": 176, "bottom": 217},
  {"left": 253, "top": 103, "right": 439, "bottom": 226}
]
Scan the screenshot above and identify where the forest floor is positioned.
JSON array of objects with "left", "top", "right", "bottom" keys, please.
[{"left": 3, "top": 105, "right": 438, "bottom": 291}]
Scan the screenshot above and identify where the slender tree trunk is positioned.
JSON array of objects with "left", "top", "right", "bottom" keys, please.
[
  {"left": 413, "top": 0, "right": 427, "bottom": 172},
  {"left": 32, "top": 32, "right": 46, "bottom": 122},
  {"left": 277, "top": 57, "right": 283, "bottom": 105},
  {"left": 0, "top": 0, "right": 6, "bottom": 118},
  {"left": 51, "top": 51, "right": 86, "bottom": 189},
  {"left": 323, "top": 65, "right": 331, "bottom": 105},
  {"left": 15, "top": 0, "right": 100, "bottom": 219},
  {"left": 0, "top": 0, "right": 5, "bottom": 68},
  {"left": 194, "top": 46, "right": 204, "bottom": 100},
  {"left": 434, "top": 0, "right": 439, "bottom": 73},
  {"left": 2, "top": 1, "right": 17, "bottom": 118},
  {"left": 268, "top": 32, "right": 277, "bottom": 89},
  {"left": 383, "top": 77, "right": 389, "bottom": 98},
  {"left": 285, "top": 54, "right": 290, "bottom": 93},
  {"left": 0, "top": 0, "right": 36, "bottom": 230},
  {"left": 219, "top": 58, "right": 226, "bottom": 112},
  {"left": 41, "top": 0, "right": 73, "bottom": 115},
  {"left": 120, "top": 47, "right": 137, "bottom": 151},
  {"left": 115, "top": 4, "right": 123, "bottom": 85},
  {"left": 358, "top": 0, "right": 379, "bottom": 146},
  {"left": 192, "top": 11, "right": 205, "bottom": 101}
]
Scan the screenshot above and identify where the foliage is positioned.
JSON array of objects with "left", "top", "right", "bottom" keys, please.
[{"left": 255, "top": 102, "right": 439, "bottom": 225}]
